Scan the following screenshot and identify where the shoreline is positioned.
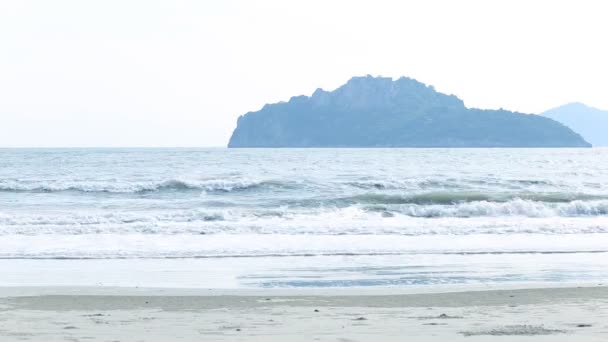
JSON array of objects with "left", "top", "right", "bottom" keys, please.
[
  {"left": 1, "top": 285, "right": 607, "bottom": 341},
  {"left": 3, "top": 285, "right": 608, "bottom": 308},
  {"left": 1, "top": 281, "right": 606, "bottom": 298}
]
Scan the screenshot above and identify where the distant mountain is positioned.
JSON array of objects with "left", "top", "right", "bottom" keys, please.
[
  {"left": 542, "top": 102, "right": 608, "bottom": 146},
  {"left": 228, "top": 76, "right": 590, "bottom": 148}
]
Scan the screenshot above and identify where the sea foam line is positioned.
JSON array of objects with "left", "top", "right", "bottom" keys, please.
[
  {"left": 0, "top": 178, "right": 288, "bottom": 193},
  {"left": 1, "top": 233, "right": 608, "bottom": 259}
]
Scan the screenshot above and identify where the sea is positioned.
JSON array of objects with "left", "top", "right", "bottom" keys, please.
[{"left": 1, "top": 148, "right": 607, "bottom": 289}]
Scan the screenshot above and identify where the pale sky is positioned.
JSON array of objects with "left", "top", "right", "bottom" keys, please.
[{"left": 1, "top": 0, "right": 607, "bottom": 147}]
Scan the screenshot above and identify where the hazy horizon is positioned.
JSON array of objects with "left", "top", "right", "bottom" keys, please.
[{"left": 1, "top": 0, "right": 607, "bottom": 147}]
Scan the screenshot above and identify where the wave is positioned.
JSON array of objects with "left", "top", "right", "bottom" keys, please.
[
  {"left": 345, "top": 179, "right": 463, "bottom": 190},
  {"left": 0, "top": 178, "right": 290, "bottom": 194},
  {"left": 344, "top": 178, "right": 557, "bottom": 190},
  {"left": 3, "top": 250, "right": 607, "bottom": 260},
  {"left": 2, "top": 200, "right": 608, "bottom": 236},
  {"left": 389, "top": 199, "right": 608, "bottom": 218},
  {"left": 347, "top": 192, "right": 608, "bottom": 205},
  {"left": 1, "top": 233, "right": 607, "bottom": 259}
]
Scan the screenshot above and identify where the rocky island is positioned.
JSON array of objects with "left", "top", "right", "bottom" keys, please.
[{"left": 228, "top": 76, "right": 590, "bottom": 148}]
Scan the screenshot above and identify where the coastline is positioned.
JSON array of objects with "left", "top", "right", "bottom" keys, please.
[
  {"left": 2, "top": 285, "right": 607, "bottom": 341},
  {"left": 1, "top": 281, "right": 606, "bottom": 297}
]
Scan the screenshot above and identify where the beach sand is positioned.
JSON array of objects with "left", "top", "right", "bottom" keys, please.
[{"left": 1, "top": 286, "right": 607, "bottom": 341}]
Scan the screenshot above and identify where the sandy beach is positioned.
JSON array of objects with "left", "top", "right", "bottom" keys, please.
[{"left": 1, "top": 285, "right": 607, "bottom": 341}]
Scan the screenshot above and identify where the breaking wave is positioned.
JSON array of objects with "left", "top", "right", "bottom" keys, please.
[
  {"left": 0, "top": 178, "right": 291, "bottom": 194},
  {"left": 346, "top": 192, "right": 608, "bottom": 205},
  {"left": 391, "top": 199, "right": 608, "bottom": 217},
  {"left": 1, "top": 199, "right": 608, "bottom": 236}
]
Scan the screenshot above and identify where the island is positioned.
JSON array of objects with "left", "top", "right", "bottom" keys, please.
[
  {"left": 542, "top": 102, "right": 608, "bottom": 147},
  {"left": 228, "top": 76, "right": 590, "bottom": 148}
]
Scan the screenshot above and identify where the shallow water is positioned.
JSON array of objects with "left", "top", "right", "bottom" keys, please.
[{"left": 1, "top": 148, "right": 607, "bottom": 288}]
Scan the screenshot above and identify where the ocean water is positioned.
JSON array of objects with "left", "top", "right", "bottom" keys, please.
[{"left": 1, "top": 148, "right": 608, "bottom": 288}]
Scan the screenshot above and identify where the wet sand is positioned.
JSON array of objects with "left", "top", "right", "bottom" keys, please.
[{"left": 1, "top": 286, "right": 607, "bottom": 341}]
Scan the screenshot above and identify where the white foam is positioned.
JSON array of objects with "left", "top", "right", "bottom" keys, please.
[
  {"left": 0, "top": 177, "right": 271, "bottom": 193},
  {"left": 396, "top": 199, "right": 608, "bottom": 217},
  {"left": 1, "top": 205, "right": 608, "bottom": 236},
  {"left": 1, "top": 233, "right": 607, "bottom": 259}
]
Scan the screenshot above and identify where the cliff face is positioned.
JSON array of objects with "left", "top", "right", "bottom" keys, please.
[
  {"left": 228, "top": 76, "right": 591, "bottom": 148},
  {"left": 542, "top": 102, "right": 608, "bottom": 147}
]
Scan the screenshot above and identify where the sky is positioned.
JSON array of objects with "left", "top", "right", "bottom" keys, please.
[{"left": 1, "top": 0, "right": 607, "bottom": 147}]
